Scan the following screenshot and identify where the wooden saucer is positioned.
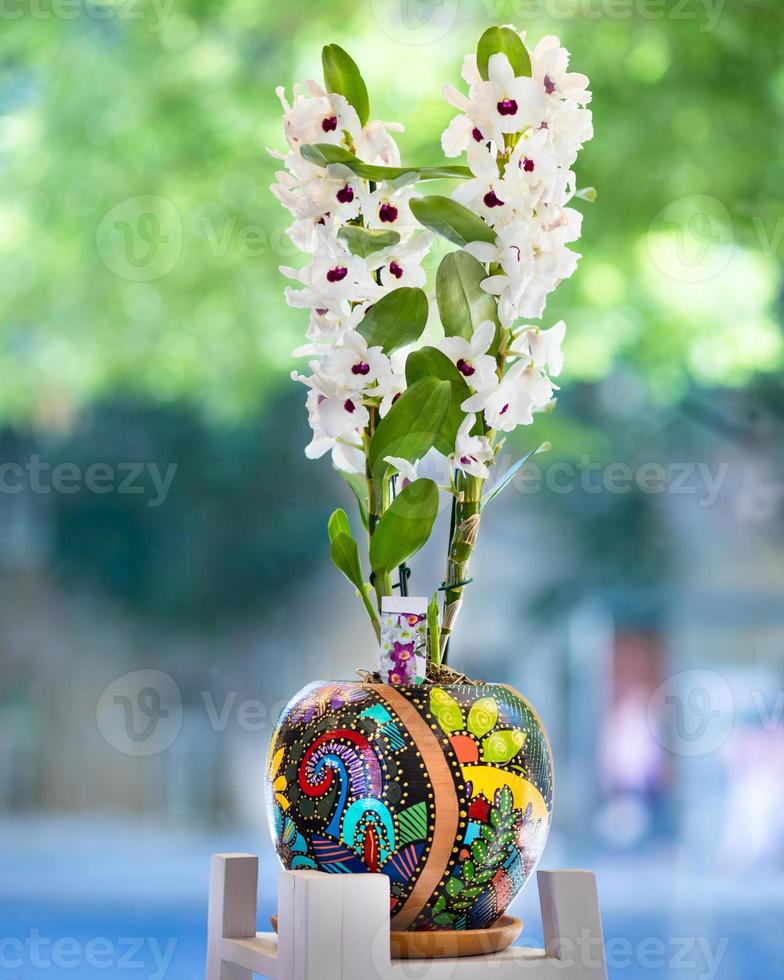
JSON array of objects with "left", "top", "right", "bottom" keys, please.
[{"left": 271, "top": 913, "right": 522, "bottom": 959}]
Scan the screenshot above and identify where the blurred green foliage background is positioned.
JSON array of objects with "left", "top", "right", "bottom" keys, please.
[{"left": 2, "top": 0, "right": 784, "bottom": 620}]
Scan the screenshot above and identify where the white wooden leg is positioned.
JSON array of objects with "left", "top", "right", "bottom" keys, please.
[
  {"left": 206, "top": 854, "right": 259, "bottom": 980},
  {"left": 277, "top": 869, "right": 390, "bottom": 980},
  {"left": 539, "top": 869, "right": 607, "bottom": 979}
]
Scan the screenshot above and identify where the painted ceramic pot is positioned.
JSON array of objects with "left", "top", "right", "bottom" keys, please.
[{"left": 266, "top": 681, "right": 553, "bottom": 932}]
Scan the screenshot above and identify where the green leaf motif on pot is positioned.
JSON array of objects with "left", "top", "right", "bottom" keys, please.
[
  {"left": 409, "top": 196, "right": 496, "bottom": 248},
  {"left": 369, "top": 378, "right": 451, "bottom": 478},
  {"left": 429, "top": 687, "right": 464, "bottom": 734},
  {"left": 337, "top": 225, "right": 400, "bottom": 258},
  {"left": 405, "top": 346, "right": 471, "bottom": 456},
  {"left": 322, "top": 44, "right": 370, "bottom": 126},
  {"left": 467, "top": 697, "right": 499, "bottom": 739},
  {"left": 370, "top": 478, "right": 440, "bottom": 575},
  {"left": 496, "top": 784, "right": 514, "bottom": 815},
  {"left": 436, "top": 251, "right": 499, "bottom": 349},
  {"left": 357, "top": 287, "right": 428, "bottom": 354},
  {"left": 445, "top": 877, "right": 463, "bottom": 897},
  {"left": 481, "top": 728, "right": 526, "bottom": 763},
  {"left": 476, "top": 26, "right": 532, "bottom": 81}
]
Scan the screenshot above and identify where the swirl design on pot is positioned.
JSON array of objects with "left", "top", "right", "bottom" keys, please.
[{"left": 298, "top": 729, "right": 382, "bottom": 837}]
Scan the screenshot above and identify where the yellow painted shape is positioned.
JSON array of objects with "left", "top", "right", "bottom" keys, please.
[{"left": 461, "top": 765, "right": 549, "bottom": 823}]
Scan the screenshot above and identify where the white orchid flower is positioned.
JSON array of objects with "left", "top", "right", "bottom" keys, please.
[
  {"left": 318, "top": 331, "right": 389, "bottom": 392},
  {"left": 451, "top": 415, "right": 494, "bottom": 479},
  {"left": 462, "top": 358, "right": 557, "bottom": 432},
  {"left": 438, "top": 320, "right": 498, "bottom": 391},
  {"left": 452, "top": 144, "right": 516, "bottom": 228},
  {"left": 510, "top": 320, "right": 566, "bottom": 377},
  {"left": 531, "top": 35, "right": 592, "bottom": 106},
  {"left": 470, "top": 53, "right": 547, "bottom": 146},
  {"left": 377, "top": 233, "right": 433, "bottom": 289}
]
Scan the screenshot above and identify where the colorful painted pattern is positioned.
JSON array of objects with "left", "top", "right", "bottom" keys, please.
[{"left": 266, "top": 681, "right": 553, "bottom": 931}]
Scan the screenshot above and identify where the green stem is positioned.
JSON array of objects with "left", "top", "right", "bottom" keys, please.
[
  {"left": 364, "top": 409, "right": 392, "bottom": 611},
  {"left": 440, "top": 471, "right": 484, "bottom": 660}
]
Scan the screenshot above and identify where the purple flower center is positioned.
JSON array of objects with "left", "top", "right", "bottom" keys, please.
[
  {"left": 459, "top": 455, "right": 473, "bottom": 465},
  {"left": 522, "top": 157, "right": 535, "bottom": 173},
  {"left": 456, "top": 358, "right": 475, "bottom": 377},
  {"left": 344, "top": 398, "right": 356, "bottom": 413},
  {"left": 472, "top": 127, "right": 484, "bottom": 142},
  {"left": 483, "top": 189, "right": 504, "bottom": 208},
  {"left": 322, "top": 115, "right": 338, "bottom": 132},
  {"left": 351, "top": 362, "right": 370, "bottom": 376},
  {"left": 499, "top": 403, "right": 510, "bottom": 415},
  {"left": 379, "top": 202, "right": 399, "bottom": 223},
  {"left": 336, "top": 185, "right": 354, "bottom": 203},
  {"left": 326, "top": 266, "right": 348, "bottom": 282},
  {"left": 389, "top": 261, "right": 404, "bottom": 279},
  {"left": 543, "top": 74, "right": 556, "bottom": 95},
  {"left": 315, "top": 308, "right": 328, "bottom": 316},
  {"left": 497, "top": 98, "right": 518, "bottom": 116}
]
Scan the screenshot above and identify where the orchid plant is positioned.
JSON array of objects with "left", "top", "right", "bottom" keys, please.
[{"left": 271, "top": 26, "right": 593, "bottom": 666}]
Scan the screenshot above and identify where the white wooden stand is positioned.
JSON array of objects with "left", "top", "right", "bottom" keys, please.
[{"left": 206, "top": 854, "right": 607, "bottom": 980}]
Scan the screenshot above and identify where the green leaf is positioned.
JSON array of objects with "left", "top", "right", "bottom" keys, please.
[
  {"left": 329, "top": 531, "right": 365, "bottom": 593},
  {"left": 436, "top": 250, "right": 499, "bottom": 349},
  {"left": 300, "top": 143, "right": 472, "bottom": 182},
  {"left": 467, "top": 697, "right": 499, "bottom": 739},
  {"left": 327, "top": 508, "right": 351, "bottom": 542},
  {"left": 481, "top": 729, "right": 526, "bottom": 763},
  {"left": 337, "top": 225, "right": 401, "bottom": 258},
  {"left": 322, "top": 44, "right": 370, "bottom": 127},
  {"left": 427, "top": 593, "right": 440, "bottom": 665},
  {"left": 462, "top": 859, "right": 476, "bottom": 882},
  {"left": 357, "top": 287, "right": 428, "bottom": 354},
  {"left": 406, "top": 346, "right": 472, "bottom": 456},
  {"left": 497, "top": 784, "right": 514, "bottom": 815},
  {"left": 476, "top": 26, "right": 531, "bottom": 81},
  {"left": 430, "top": 687, "right": 464, "bottom": 734},
  {"left": 369, "top": 478, "right": 439, "bottom": 575},
  {"left": 369, "top": 378, "right": 451, "bottom": 478},
  {"left": 481, "top": 445, "right": 546, "bottom": 509},
  {"left": 445, "top": 877, "right": 464, "bottom": 897},
  {"left": 338, "top": 470, "right": 369, "bottom": 530},
  {"left": 410, "top": 196, "right": 496, "bottom": 248}
]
